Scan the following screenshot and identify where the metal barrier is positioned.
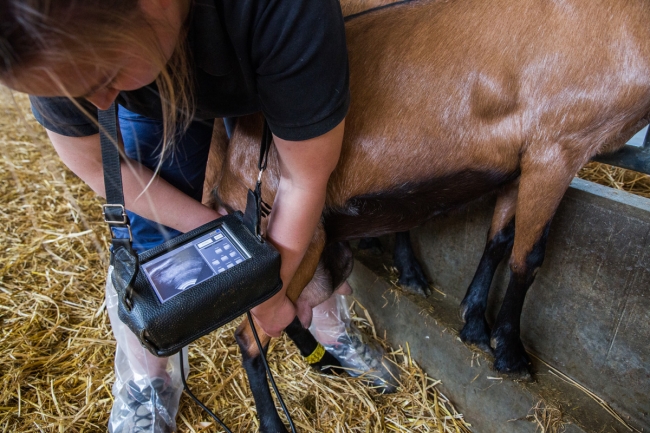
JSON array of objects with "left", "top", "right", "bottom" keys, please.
[{"left": 593, "top": 126, "right": 650, "bottom": 175}]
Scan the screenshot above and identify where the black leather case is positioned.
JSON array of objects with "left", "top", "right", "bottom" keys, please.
[{"left": 112, "top": 211, "right": 282, "bottom": 357}]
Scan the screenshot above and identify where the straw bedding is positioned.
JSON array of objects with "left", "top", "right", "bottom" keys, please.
[
  {"left": 2, "top": 86, "right": 649, "bottom": 433},
  {"left": 578, "top": 161, "right": 650, "bottom": 198},
  {"left": 0, "top": 89, "right": 475, "bottom": 432}
]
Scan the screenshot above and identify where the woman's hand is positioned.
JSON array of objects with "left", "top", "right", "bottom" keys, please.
[
  {"left": 251, "top": 292, "right": 296, "bottom": 337},
  {"left": 250, "top": 119, "right": 345, "bottom": 337}
]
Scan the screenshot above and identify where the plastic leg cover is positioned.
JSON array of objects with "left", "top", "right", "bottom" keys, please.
[
  {"left": 105, "top": 267, "right": 188, "bottom": 433},
  {"left": 309, "top": 293, "right": 400, "bottom": 393}
]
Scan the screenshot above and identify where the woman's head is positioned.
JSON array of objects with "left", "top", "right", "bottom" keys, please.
[{"left": 1, "top": 0, "right": 193, "bottom": 151}]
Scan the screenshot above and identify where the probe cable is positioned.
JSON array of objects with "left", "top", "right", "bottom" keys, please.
[{"left": 179, "top": 312, "right": 297, "bottom": 433}]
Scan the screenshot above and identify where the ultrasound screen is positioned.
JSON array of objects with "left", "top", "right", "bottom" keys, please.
[{"left": 142, "top": 228, "right": 249, "bottom": 303}]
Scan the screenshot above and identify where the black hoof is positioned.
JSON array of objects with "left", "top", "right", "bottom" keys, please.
[
  {"left": 460, "top": 321, "right": 494, "bottom": 356},
  {"left": 498, "top": 368, "right": 533, "bottom": 382},
  {"left": 493, "top": 338, "right": 533, "bottom": 381},
  {"left": 397, "top": 267, "right": 431, "bottom": 297},
  {"left": 358, "top": 237, "right": 384, "bottom": 255}
]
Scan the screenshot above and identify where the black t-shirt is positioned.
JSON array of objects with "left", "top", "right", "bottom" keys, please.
[{"left": 30, "top": 0, "right": 350, "bottom": 141}]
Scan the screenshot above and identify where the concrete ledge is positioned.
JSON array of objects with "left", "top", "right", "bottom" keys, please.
[
  {"left": 350, "top": 179, "right": 650, "bottom": 432},
  {"left": 349, "top": 261, "right": 592, "bottom": 433}
]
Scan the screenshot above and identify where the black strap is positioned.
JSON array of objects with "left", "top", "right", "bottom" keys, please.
[
  {"left": 259, "top": 121, "right": 272, "bottom": 172},
  {"left": 180, "top": 313, "right": 297, "bottom": 433},
  {"left": 98, "top": 108, "right": 295, "bottom": 431},
  {"left": 98, "top": 104, "right": 124, "bottom": 207},
  {"left": 99, "top": 103, "right": 133, "bottom": 247},
  {"left": 99, "top": 106, "right": 273, "bottom": 242},
  {"left": 244, "top": 120, "right": 273, "bottom": 238}
]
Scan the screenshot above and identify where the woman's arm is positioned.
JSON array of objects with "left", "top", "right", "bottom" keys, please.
[
  {"left": 49, "top": 119, "right": 344, "bottom": 338},
  {"left": 251, "top": 119, "right": 345, "bottom": 337},
  {"left": 47, "top": 130, "right": 222, "bottom": 232}
]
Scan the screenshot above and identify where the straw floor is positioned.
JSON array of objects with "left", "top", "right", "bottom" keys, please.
[
  {"left": 2, "top": 87, "right": 649, "bottom": 433},
  {"left": 578, "top": 161, "right": 650, "bottom": 199},
  {"left": 0, "top": 89, "right": 475, "bottom": 432}
]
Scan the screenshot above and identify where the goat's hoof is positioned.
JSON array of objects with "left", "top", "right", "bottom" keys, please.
[
  {"left": 460, "top": 310, "right": 494, "bottom": 356},
  {"left": 459, "top": 316, "right": 493, "bottom": 356},
  {"left": 493, "top": 344, "right": 533, "bottom": 382},
  {"left": 494, "top": 362, "right": 533, "bottom": 381},
  {"left": 397, "top": 275, "right": 431, "bottom": 297},
  {"left": 495, "top": 366, "right": 533, "bottom": 382}
]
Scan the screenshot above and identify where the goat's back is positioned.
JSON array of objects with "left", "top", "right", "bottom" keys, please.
[{"left": 327, "top": 0, "right": 650, "bottom": 208}]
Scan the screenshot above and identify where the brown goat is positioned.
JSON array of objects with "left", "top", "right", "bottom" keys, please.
[{"left": 206, "top": 0, "right": 650, "bottom": 430}]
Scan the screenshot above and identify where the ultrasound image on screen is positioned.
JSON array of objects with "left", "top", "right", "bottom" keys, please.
[
  {"left": 142, "top": 245, "right": 215, "bottom": 303},
  {"left": 142, "top": 228, "right": 249, "bottom": 303}
]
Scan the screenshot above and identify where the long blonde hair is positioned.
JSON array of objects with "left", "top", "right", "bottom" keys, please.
[{"left": 0, "top": 0, "right": 194, "bottom": 159}]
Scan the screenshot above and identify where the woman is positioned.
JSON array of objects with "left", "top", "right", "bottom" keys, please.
[{"left": 0, "top": 0, "right": 394, "bottom": 431}]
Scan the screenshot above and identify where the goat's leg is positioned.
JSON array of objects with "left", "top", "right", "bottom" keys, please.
[
  {"left": 492, "top": 222, "right": 551, "bottom": 379},
  {"left": 393, "top": 231, "right": 430, "bottom": 297},
  {"left": 202, "top": 119, "right": 229, "bottom": 207},
  {"left": 460, "top": 181, "right": 518, "bottom": 354},
  {"left": 235, "top": 229, "right": 326, "bottom": 432},
  {"left": 491, "top": 153, "right": 579, "bottom": 378},
  {"left": 358, "top": 231, "right": 430, "bottom": 296},
  {"left": 235, "top": 320, "right": 288, "bottom": 433}
]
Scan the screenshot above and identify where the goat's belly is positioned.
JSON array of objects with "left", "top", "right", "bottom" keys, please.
[{"left": 323, "top": 168, "right": 519, "bottom": 242}]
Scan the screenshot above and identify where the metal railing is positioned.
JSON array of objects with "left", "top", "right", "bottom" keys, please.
[{"left": 593, "top": 126, "right": 650, "bottom": 175}]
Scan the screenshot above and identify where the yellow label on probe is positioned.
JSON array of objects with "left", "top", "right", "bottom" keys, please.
[{"left": 305, "top": 343, "right": 326, "bottom": 364}]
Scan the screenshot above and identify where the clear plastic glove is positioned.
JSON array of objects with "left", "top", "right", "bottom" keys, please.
[
  {"left": 106, "top": 267, "right": 186, "bottom": 433},
  {"left": 309, "top": 294, "right": 400, "bottom": 393}
]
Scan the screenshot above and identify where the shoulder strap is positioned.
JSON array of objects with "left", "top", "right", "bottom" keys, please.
[
  {"left": 258, "top": 121, "right": 272, "bottom": 172},
  {"left": 99, "top": 103, "right": 124, "bottom": 207},
  {"left": 99, "top": 105, "right": 273, "bottom": 243},
  {"left": 244, "top": 120, "right": 273, "bottom": 238},
  {"left": 98, "top": 103, "right": 133, "bottom": 251}
]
